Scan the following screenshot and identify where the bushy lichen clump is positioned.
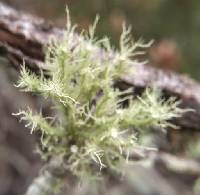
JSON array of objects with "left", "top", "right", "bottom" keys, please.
[{"left": 15, "top": 10, "right": 182, "bottom": 180}]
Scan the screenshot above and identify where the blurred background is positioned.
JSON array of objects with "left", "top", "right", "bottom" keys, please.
[
  {"left": 0, "top": 1, "right": 200, "bottom": 195},
  {"left": 2, "top": 0, "right": 200, "bottom": 80}
]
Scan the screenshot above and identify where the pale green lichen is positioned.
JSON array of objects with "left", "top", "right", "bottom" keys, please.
[{"left": 14, "top": 8, "right": 183, "bottom": 180}]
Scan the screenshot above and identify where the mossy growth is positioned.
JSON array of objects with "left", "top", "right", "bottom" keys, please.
[{"left": 14, "top": 8, "right": 183, "bottom": 181}]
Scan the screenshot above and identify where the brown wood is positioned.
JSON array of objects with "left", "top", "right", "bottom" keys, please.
[{"left": 0, "top": 2, "right": 200, "bottom": 130}]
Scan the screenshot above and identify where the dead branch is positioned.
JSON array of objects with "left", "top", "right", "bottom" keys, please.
[{"left": 0, "top": 2, "right": 200, "bottom": 132}]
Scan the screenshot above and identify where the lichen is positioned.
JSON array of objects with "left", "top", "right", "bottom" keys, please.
[{"left": 14, "top": 8, "right": 183, "bottom": 181}]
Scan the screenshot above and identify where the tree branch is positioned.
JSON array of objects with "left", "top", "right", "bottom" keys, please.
[{"left": 0, "top": 2, "right": 200, "bottom": 131}]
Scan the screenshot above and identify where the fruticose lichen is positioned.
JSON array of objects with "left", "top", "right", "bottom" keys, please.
[{"left": 14, "top": 8, "right": 183, "bottom": 181}]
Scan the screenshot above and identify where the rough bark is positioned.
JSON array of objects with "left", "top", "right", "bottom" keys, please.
[
  {"left": 0, "top": 2, "right": 200, "bottom": 130},
  {"left": 24, "top": 149, "right": 200, "bottom": 195}
]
